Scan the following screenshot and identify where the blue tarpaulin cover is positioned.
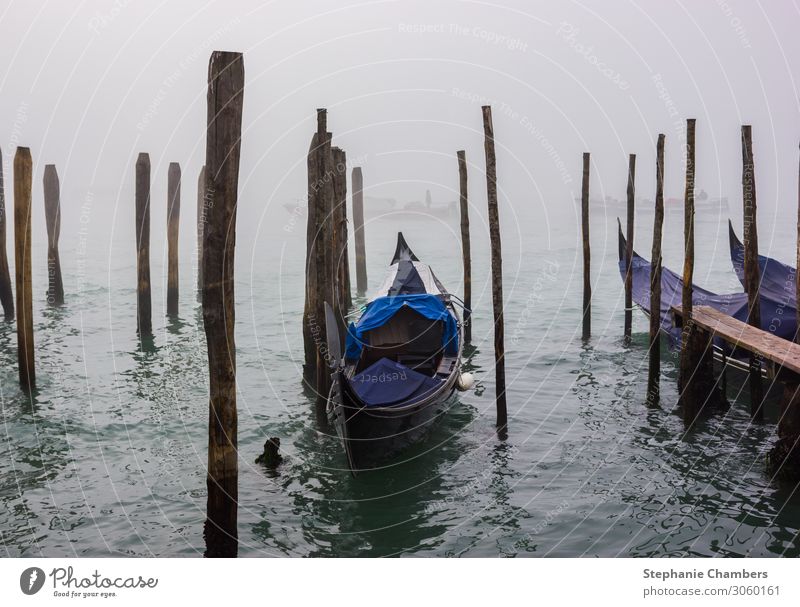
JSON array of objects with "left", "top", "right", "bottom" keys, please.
[
  {"left": 728, "top": 220, "right": 796, "bottom": 308},
  {"left": 619, "top": 231, "right": 798, "bottom": 354},
  {"left": 344, "top": 293, "right": 458, "bottom": 361},
  {"left": 349, "top": 358, "right": 443, "bottom": 407}
]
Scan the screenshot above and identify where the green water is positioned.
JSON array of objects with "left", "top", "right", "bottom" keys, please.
[{"left": 1, "top": 199, "right": 799, "bottom": 557}]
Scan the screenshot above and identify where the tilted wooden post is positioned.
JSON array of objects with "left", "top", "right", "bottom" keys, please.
[
  {"left": 482, "top": 106, "right": 507, "bottom": 431},
  {"left": 202, "top": 50, "right": 244, "bottom": 558},
  {"left": 167, "top": 162, "right": 181, "bottom": 316},
  {"left": 352, "top": 167, "right": 367, "bottom": 295},
  {"left": 135, "top": 153, "right": 152, "bottom": 336},
  {"left": 0, "top": 147, "right": 14, "bottom": 320},
  {"left": 14, "top": 147, "right": 35, "bottom": 391},
  {"left": 43, "top": 165, "right": 64, "bottom": 306},
  {"left": 457, "top": 150, "right": 472, "bottom": 345},
  {"left": 647, "top": 135, "right": 665, "bottom": 408},
  {"left": 624, "top": 154, "right": 636, "bottom": 342},
  {"left": 331, "top": 146, "right": 351, "bottom": 313},
  {"left": 581, "top": 152, "right": 590, "bottom": 340},
  {"left": 742, "top": 124, "right": 764, "bottom": 420},
  {"left": 197, "top": 164, "right": 206, "bottom": 297}
]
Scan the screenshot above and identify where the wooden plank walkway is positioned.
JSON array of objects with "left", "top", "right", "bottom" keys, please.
[{"left": 672, "top": 304, "right": 800, "bottom": 376}]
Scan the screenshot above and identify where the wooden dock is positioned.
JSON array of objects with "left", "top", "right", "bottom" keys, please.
[{"left": 672, "top": 304, "right": 800, "bottom": 481}]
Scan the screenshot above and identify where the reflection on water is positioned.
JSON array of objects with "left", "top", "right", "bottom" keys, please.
[{"left": 0, "top": 208, "right": 799, "bottom": 557}]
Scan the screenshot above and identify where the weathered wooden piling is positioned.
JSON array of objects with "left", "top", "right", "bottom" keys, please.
[
  {"left": 678, "top": 119, "right": 697, "bottom": 414},
  {"left": 202, "top": 50, "right": 244, "bottom": 559},
  {"left": 0, "top": 147, "right": 14, "bottom": 320},
  {"left": 797, "top": 142, "right": 800, "bottom": 344},
  {"left": 352, "top": 167, "right": 367, "bottom": 295},
  {"left": 331, "top": 146, "right": 351, "bottom": 313},
  {"left": 742, "top": 125, "right": 764, "bottom": 420},
  {"left": 482, "top": 106, "right": 507, "bottom": 431},
  {"left": 196, "top": 164, "right": 206, "bottom": 297},
  {"left": 457, "top": 150, "right": 472, "bottom": 345},
  {"left": 647, "top": 135, "right": 665, "bottom": 408},
  {"left": 14, "top": 148, "right": 35, "bottom": 391},
  {"left": 135, "top": 153, "right": 152, "bottom": 336},
  {"left": 167, "top": 162, "right": 181, "bottom": 316},
  {"left": 313, "top": 111, "right": 335, "bottom": 410},
  {"left": 303, "top": 109, "right": 335, "bottom": 395},
  {"left": 43, "top": 165, "right": 64, "bottom": 306},
  {"left": 581, "top": 152, "right": 590, "bottom": 341},
  {"left": 624, "top": 154, "right": 636, "bottom": 342}
]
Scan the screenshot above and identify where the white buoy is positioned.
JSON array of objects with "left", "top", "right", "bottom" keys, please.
[{"left": 457, "top": 372, "right": 475, "bottom": 391}]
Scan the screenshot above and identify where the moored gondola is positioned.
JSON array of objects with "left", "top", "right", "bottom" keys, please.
[{"left": 324, "top": 233, "right": 467, "bottom": 474}]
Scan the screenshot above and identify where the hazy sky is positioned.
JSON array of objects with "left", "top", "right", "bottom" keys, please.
[{"left": 1, "top": 0, "right": 799, "bottom": 254}]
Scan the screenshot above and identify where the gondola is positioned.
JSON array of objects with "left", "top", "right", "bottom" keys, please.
[
  {"left": 324, "top": 233, "right": 467, "bottom": 474},
  {"left": 617, "top": 222, "right": 797, "bottom": 369},
  {"left": 728, "top": 220, "right": 796, "bottom": 308}
]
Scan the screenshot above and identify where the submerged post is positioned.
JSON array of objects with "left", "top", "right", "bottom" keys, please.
[
  {"left": 0, "top": 147, "right": 14, "bottom": 320},
  {"left": 43, "top": 165, "right": 64, "bottom": 306},
  {"left": 457, "top": 150, "right": 472, "bottom": 345},
  {"left": 482, "top": 106, "right": 507, "bottom": 431},
  {"left": 742, "top": 124, "right": 764, "bottom": 420},
  {"left": 647, "top": 135, "right": 665, "bottom": 408},
  {"left": 197, "top": 164, "right": 206, "bottom": 298},
  {"left": 135, "top": 153, "right": 152, "bottom": 336},
  {"left": 624, "top": 154, "right": 636, "bottom": 342},
  {"left": 167, "top": 162, "right": 181, "bottom": 316},
  {"left": 14, "top": 147, "right": 35, "bottom": 391},
  {"left": 581, "top": 152, "right": 590, "bottom": 340},
  {"left": 203, "top": 50, "right": 244, "bottom": 558},
  {"left": 352, "top": 167, "right": 367, "bottom": 295}
]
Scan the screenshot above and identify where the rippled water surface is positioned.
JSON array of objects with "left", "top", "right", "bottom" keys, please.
[{"left": 1, "top": 199, "right": 799, "bottom": 557}]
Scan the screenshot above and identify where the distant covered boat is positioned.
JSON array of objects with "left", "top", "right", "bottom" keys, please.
[
  {"left": 728, "top": 220, "right": 796, "bottom": 308},
  {"left": 617, "top": 223, "right": 797, "bottom": 361},
  {"left": 325, "top": 233, "right": 464, "bottom": 473}
]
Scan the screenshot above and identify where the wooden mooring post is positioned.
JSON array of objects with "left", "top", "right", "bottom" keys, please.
[
  {"left": 0, "top": 147, "right": 14, "bottom": 320},
  {"left": 581, "top": 152, "right": 590, "bottom": 340},
  {"left": 301, "top": 108, "right": 336, "bottom": 411},
  {"left": 14, "top": 147, "right": 35, "bottom": 391},
  {"left": 352, "top": 166, "right": 367, "bottom": 295},
  {"left": 202, "top": 50, "right": 244, "bottom": 558},
  {"left": 197, "top": 164, "right": 206, "bottom": 298},
  {"left": 679, "top": 119, "right": 697, "bottom": 416},
  {"left": 742, "top": 124, "right": 764, "bottom": 421},
  {"left": 482, "top": 106, "right": 507, "bottom": 431},
  {"left": 457, "top": 150, "right": 472, "bottom": 345},
  {"left": 43, "top": 165, "right": 64, "bottom": 306},
  {"left": 135, "top": 153, "right": 152, "bottom": 336},
  {"left": 647, "top": 135, "right": 665, "bottom": 408},
  {"left": 624, "top": 154, "right": 636, "bottom": 342},
  {"left": 167, "top": 162, "right": 181, "bottom": 316},
  {"left": 332, "top": 146, "right": 351, "bottom": 313}
]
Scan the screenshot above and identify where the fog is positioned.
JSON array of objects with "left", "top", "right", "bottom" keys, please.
[{"left": 1, "top": 0, "right": 798, "bottom": 263}]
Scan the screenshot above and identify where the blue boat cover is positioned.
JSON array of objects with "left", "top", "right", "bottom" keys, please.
[
  {"left": 345, "top": 293, "right": 459, "bottom": 361},
  {"left": 349, "top": 358, "right": 443, "bottom": 407},
  {"left": 619, "top": 233, "right": 798, "bottom": 351},
  {"left": 728, "top": 220, "right": 796, "bottom": 308}
]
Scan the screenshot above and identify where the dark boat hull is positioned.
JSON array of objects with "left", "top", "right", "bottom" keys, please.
[{"left": 329, "top": 368, "right": 457, "bottom": 472}]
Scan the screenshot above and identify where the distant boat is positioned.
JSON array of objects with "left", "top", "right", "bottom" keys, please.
[{"left": 325, "top": 232, "right": 465, "bottom": 473}]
